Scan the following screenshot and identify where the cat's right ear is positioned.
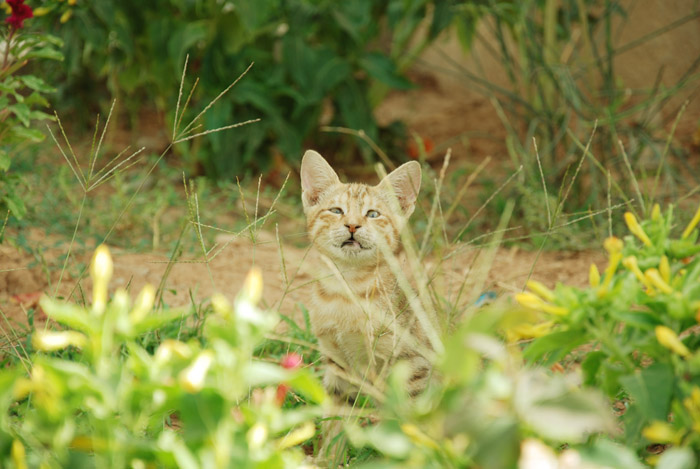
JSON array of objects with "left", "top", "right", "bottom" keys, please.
[{"left": 300, "top": 150, "right": 340, "bottom": 208}]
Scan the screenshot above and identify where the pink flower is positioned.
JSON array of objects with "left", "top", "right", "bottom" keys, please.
[
  {"left": 5, "top": 0, "right": 33, "bottom": 30},
  {"left": 280, "top": 352, "right": 303, "bottom": 370}
]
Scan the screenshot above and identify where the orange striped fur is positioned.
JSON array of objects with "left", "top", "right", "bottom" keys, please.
[{"left": 300, "top": 150, "right": 432, "bottom": 403}]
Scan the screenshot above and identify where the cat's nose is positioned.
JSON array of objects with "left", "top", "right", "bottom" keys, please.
[{"left": 345, "top": 224, "right": 361, "bottom": 234}]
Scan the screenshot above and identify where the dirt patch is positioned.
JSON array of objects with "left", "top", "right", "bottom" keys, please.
[{"left": 1, "top": 226, "right": 604, "bottom": 336}]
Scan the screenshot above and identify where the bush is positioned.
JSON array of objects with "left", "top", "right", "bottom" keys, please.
[{"left": 33, "top": 0, "right": 470, "bottom": 178}]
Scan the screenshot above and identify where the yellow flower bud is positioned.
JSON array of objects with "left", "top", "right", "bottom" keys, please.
[
  {"left": 526, "top": 280, "right": 555, "bottom": 302},
  {"left": 11, "top": 439, "right": 27, "bottom": 469},
  {"left": 659, "top": 256, "right": 671, "bottom": 284},
  {"left": 68, "top": 0, "right": 77, "bottom": 5},
  {"left": 645, "top": 269, "right": 673, "bottom": 294},
  {"left": 91, "top": 245, "right": 113, "bottom": 314},
  {"left": 179, "top": 351, "right": 214, "bottom": 393},
  {"left": 276, "top": 422, "right": 315, "bottom": 450},
  {"left": 589, "top": 264, "right": 601, "bottom": 287},
  {"left": 604, "top": 236, "right": 624, "bottom": 254},
  {"left": 247, "top": 423, "right": 268, "bottom": 450},
  {"left": 651, "top": 204, "right": 661, "bottom": 221},
  {"left": 642, "top": 421, "right": 679, "bottom": 444},
  {"left": 515, "top": 292, "right": 546, "bottom": 310},
  {"left": 130, "top": 284, "right": 155, "bottom": 323},
  {"left": 155, "top": 339, "right": 191, "bottom": 364},
  {"left": 682, "top": 203, "right": 700, "bottom": 240},
  {"left": 655, "top": 325, "right": 690, "bottom": 357},
  {"left": 33, "top": 331, "right": 87, "bottom": 351},
  {"left": 60, "top": 9, "right": 73, "bottom": 23},
  {"left": 33, "top": 7, "right": 51, "bottom": 16},
  {"left": 211, "top": 293, "right": 233, "bottom": 317},
  {"left": 242, "top": 267, "right": 263, "bottom": 305},
  {"left": 624, "top": 212, "right": 652, "bottom": 247},
  {"left": 402, "top": 423, "right": 440, "bottom": 450}
]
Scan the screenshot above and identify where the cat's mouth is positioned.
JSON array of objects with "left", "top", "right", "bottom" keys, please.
[{"left": 341, "top": 239, "right": 365, "bottom": 250}]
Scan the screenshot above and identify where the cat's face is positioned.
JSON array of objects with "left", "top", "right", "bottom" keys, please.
[{"left": 300, "top": 150, "right": 421, "bottom": 266}]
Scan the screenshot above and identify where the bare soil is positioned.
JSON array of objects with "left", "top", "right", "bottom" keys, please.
[{"left": 1, "top": 226, "right": 604, "bottom": 332}]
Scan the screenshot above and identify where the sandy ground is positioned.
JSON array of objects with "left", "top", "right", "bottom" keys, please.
[{"left": 0, "top": 226, "right": 604, "bottom": 335}]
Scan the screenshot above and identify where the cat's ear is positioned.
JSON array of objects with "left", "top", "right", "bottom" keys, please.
[
  {"left": 378, "top": 161, "right": 421, "bottom": 216},
  {"left": 300, "top": 150, "right": 340, "bottom": 208}
]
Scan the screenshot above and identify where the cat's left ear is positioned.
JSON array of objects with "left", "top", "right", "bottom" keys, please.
[{"left": 378, "top": 161, "right": 421, "bottom": 216}]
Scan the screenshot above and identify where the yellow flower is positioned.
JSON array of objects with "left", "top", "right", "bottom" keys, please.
[
  {"left": 651, "top": 203, "right": 661, "bottom": 221},
  {"left": 241, "top": 267, "right": 263, "bottom": 305},
  {"left": 33, "top": 331, "right": 87, "bottom": 351},
  {"left": 91, "top": 245, "right": 113, "bottom": 314},
  {"left": 505, "top": 321, "right": 555, "bottom": 342},
  {"left": 642, "top": 421, "right": 679, "bottom": 444},
  {"left": 33, "top": 7, "right": 51, "bottom": 16},
  {"left": 655, "top": 325, "right": 690, "bottom": 357},
  {"left": 11, "top": 440, "right": 27, "bottom": 469},
  {"left": 622, "top": 256, "right": 654, "bottom": 291},
  {"left": 645, "top": 269, "right": 673, "bottom": 294},
  {"left": 247, "top": 423, "right": 268, "bottom": 450},
  {"left": 603, "top": 236, "right": 624, "bottom": 254},
  {"left": 179, "top": 351, "right": 214, "bottom": 392},
  {"left": 659, "top": 256, "right": 671, "bottom": 284},
  {"left": 401, "top": 423, "right": 440, "bottom": 450},
  {"left": 589, "top": 264, "right": 601, "bottom": 287},
  {"left": 624, "top": 212, "right": 652, "bottom": 247},
  {"left": 682, "top": 203, "right": 700, "bottom": 239},
  {"left": 130, "top": 284, "right": 155, "bottom": 323},
  {"left": 515, "top": 293, "right": 568, "bottom": 316},
  {"left": 525, "top": 280, "right": 554, "bottom": 302},
  {"left": 276, "top": 422, "right": 315, "bottom": 450},
  {"left": 60, "top": 9, "right": 72, "bottom": 23}
]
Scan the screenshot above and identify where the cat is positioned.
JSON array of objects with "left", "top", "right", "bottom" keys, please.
[{"left": 300, "top": 150, "right": 434, "bottom": 406}]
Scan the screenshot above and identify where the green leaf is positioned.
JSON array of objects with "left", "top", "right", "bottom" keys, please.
[
  {"left": 429, "top": 0, "right": 455, "bottom": 39},
  {"left": 620, "top": 363, "right": 673, "bottom": 421},
  {"left": 0, "top": 150, "right": 9, "bottom": 172},
  {"left": 656, "top": 447, "right": 697, "bottom": 469},
  {"left": 39, "top": 297, "right": 96, "bottom": 335},
  {"left": 25, "top": 47, "right": 64, "bottom": 61},
  {"left": 359, "top": 52, "right": 413, "bottom": 90},
  {"left": 581, "top": 350, "right": 605, "bottom": 386},
  {"left": 10, "top": 125, "right": 45, "bottom": 142},
  {"left": 9, "top": 103, "right": 30, "bottom": 126},
  {"left": 578, "top": 439, "right": 645, "bottom": 469},
  {"left": 19, "top": 75, "right": 56, "bottom": 93},
  {"left": 523, "top": 329, "right": 587, "bottom": 364},
  {"left": 288, "top": 370, "right": 326, "bottom": 404}
]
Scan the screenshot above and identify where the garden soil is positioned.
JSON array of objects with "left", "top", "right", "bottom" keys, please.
[{"left": 1, "top": 228, "right": 603, "bottom": 333}]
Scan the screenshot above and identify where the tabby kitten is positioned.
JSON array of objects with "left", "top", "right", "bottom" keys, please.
[{"left": 300, "top": 150, "right": 433, "bottom": 401}]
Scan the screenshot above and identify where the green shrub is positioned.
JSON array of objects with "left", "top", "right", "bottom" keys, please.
[
  {"left": 0, "top": 245, "right": 326, "bottom": 468},
  {"left": 0, "top": 0, "right": 63, "bottom": 221},
  {"left": 515, "top": 202, "right": 700, "bottom": 463},
  {"left": 33, "top": 0, "right": 470, "bottom": 178}
]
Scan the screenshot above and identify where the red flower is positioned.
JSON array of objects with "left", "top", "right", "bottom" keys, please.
[{"left": 5, "top": 0, "right": 33, "bottom": 30}]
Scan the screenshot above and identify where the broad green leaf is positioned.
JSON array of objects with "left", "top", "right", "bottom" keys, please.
[
  {"left": 25, "top": 47, "right": 64, "bottom": 61},
  {"left": 39, "top": 297, "right": 96, "bottom": 335},
  {"left": 523, "top": 329, "right": 587, "bottom": 364},
  {"left": 288, "top": 370, "right": 326, "bottom": 404},
  {"left": 10, "top": 126, "right": 45, "bottom": 142},
  {"left": 19, "top": 75, "right": 56, "bottom": 93},
  {"left": 578, "top": 439, "right": 645, "bottom": 469},
  {"left": 581, "top": 350, "right": 605, "bottom": 386}
]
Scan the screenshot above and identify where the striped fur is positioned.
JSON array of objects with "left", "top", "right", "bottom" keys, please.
[{"left": 300, "top": 150, "right": 432, "bottom": 402}]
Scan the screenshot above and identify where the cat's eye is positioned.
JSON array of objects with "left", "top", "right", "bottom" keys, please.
[
  {"left": 329, "top": 207, "right": 344, "bottom": 215},
  {"left": 366, "top": 210, "right": 380, "bottom": 218}
]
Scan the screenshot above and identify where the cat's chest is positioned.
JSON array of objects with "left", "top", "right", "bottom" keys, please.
[{"left": 309, "top": 280, "right": 396, "bottom": 335}]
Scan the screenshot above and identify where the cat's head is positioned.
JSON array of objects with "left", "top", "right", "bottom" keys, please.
[{"left": 300, "top": 150, "right": 421, "bottom": 266}]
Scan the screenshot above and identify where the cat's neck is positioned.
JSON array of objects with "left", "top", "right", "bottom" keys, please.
[{"left": 317, "top": 256, "right": 398, "bottom": 298}]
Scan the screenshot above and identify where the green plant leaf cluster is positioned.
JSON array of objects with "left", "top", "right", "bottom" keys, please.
[
  {"left": 0, "top": 248, "right": 325, "bottom": 468},
  {"left": 34, "top": 0, "right": 470, "bottom": 178},
  {"left": 517, "top": 204, "right": 700, "bottom": 459}
]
